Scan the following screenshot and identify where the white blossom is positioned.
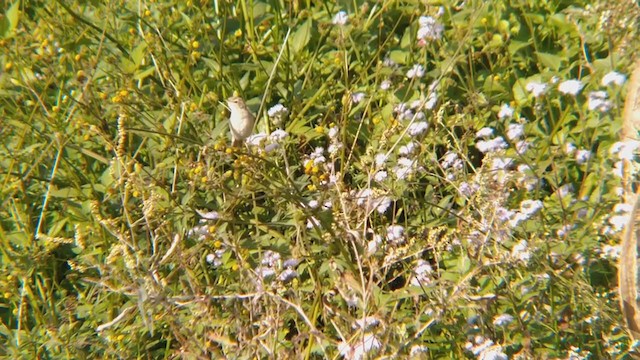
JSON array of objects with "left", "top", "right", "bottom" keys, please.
[
  {"left": 565, "top": 142, "right": 576, "bottom": 154},
  {"left": 246, "top": 133, "right": 268, "bottom": 146},
  {"left": 328, "top": 142, "right": 343, "bottom": 156},
  {"left": 602, "top": 71, "right": 626, "bottom": 86},
  {"left": 338, "top": 334, "right": 381, "bottom": 360},
  {"left": 410, "top": 345, "right": 429, "bottom": 356},
  {"left": 352, "top": 316, "right": 380, "bottom": 330},
  {"left": 328, "top": 126, "right": 339, "bottom": 139},
  {"left": 601, "top": 244, "right": 621, "bottom": 260},
  {"left": 475, "top": 137, "right": 508, "bottom": 153},
  {"left": 520, "top": 199, "right": 543, "bottom": 217},
  {"left": 515, "top": 140, "right": 530, "bottom": 154},
  {"left": 407, "top": 121, "right": 429, "bottom": 136},
  {"left": 267, "top": 104, "right": 289, "bottom": 118},
  {"left": 558, "top": 79, "right": 584, "bottom": 96},
  {"left": 332, "top": 11, "right": 348, "bottom": 26},
  {"left": 458, "top": 181, "right": 479, "bottom": 197},
  {"left": 425, "top": 81, "right": 439, "bottom": 109},
  {"left": 411, "top": 259, "right": 433, "bottom": 286},
  {"left": 269, "top": 129, "right": 288, "bottom": 142},
  {"left": 406, "top": 64, "right": 425, "bottom": 79},
  {"left": 417, "top": 16, "right": 444, "bottom": 41},
  {"left": 614, "top": 203, "right": 634, "bottom": 214},
  {"left": 351, "top": 92, "right": 365, "bottom": 104},
  {"left": 441, "top": 151, "right": 460, "bottom": 169},
  {"left": 375, "top": 196, "right": 392, "bottom": 214},
  {"left": 575, "top": 149, "right": 591, "bottom": 164},
  {"left": 306, "top": 216, "right": 320, "bottom": 229},
  {"left": 310, "top": 147, "right": 326, "bottom": 164},
  {"left": 399, "top": 142, "right": 416, "bottom": 156},
  {"left": 506, "top": 123, "right": 524, "bottom": 140},
  {"left": 256, "top": 266, "right": 276, "bottom": 279},
  {"left": 587, "top": 91, "right": 612, "bottom": 112},
  {"left": 498, "top": 103, "right": 514, "bottom": 119},
  {"left": 278, "top": 269, "right": 298, "bottom": 282},
  {"left": 511, "top": 240, "right": 531, "bottom": 263},
  {"left": 610, "top": 140, "right": 639, "bottom": 161},
  {"left": 196, "top": 209, "right": 220, "bottom": 220},
  {"left": 264, "top": 143, "right": 279, "bottom": 153},
  {"left": 476, "top": 127, "right": 494, "bottom": 138},
  {"left": 355, "top": 189, "right": 373, "bottom": 206},
  {"left": 374, "top": 153, "right": 388, "bottom": 168},
  {"left": 386, "top": 225, "right": 404, "bottom": 244},
  {"left": 374, "top": 170, "right": 388, "bottom": 182},
  {"left": 492, "top": 314, "right": 514, "bottom": 326},
  {"left": 525, "top": 81, "right": 547, "bottom": 97},
  {"left": 491, "top": 157, "right": 514, "bottom": 170}
]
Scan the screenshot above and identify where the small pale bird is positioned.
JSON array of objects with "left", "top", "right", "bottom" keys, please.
[{"left": 226, "top": 96, "right": 255, "bottom": 147}]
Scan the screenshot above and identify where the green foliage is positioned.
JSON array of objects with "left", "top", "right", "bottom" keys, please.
[{"left": 1, "top": 0, "right": 639, "bottom": 358}]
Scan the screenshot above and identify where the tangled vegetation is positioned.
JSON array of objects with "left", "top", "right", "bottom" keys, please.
[{"left": 1, "top": 0, "right": 640, "bottom": 358}]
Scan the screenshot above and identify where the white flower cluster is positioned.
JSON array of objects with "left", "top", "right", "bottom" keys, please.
[
  {"left": 525, "top": 81, "right": 547, "bottom": 97},
  {"left": 386, "top": 224, "right": 404, "bottom": 245},
  {"left": 610, "top": 140, "right": 640, "bottom": 161},
  {"left": 558, "top": 79, "right": 584, "bottom": 96},
  {"left": 411, "top": 259, "right": 433, "bottom": 287},
  {"left": 187, "top": 210, "right": 221, "bottom": 241},
  {"left": 245, "top": 129, "right": 289, "bottom": 153},
  {"left": 351, "top": 92, "right": 365, "bottom": 104},
  {"left": 441, "top": 151, "right": 463, "bottom": 170},
  {"left": 355, "top": 188, "right": 391, "bottom": 214},
  {"left": 394, "top": 102, "right": 424, "bottom": 121},
  {"left": 205, "top": 249, "right": 225, "bottom": 267},
  {"left": 254, "top": 250, "right": 300, "bottom": 284},
  {"left": 602, "top": 202, "right": 635, "bottom": 235},
  {"left": 464, "top": 336, "right": 507, "bottom": 360},
  {"left": 510, "top": 240, "right": 531, "bottom": 263},
  {"left": 406, "top": 64, "right": 425, "bottom": 79},
  {"left": 494, "top": 198, "right": 544, "bottom": 229},
  {"left": 601, "top": 71, "right": 625, "bottom": 86},
  {"left": 524, "top": 70, "right": 626, "bottom": 114},
  {"left": 327, "top": 125, "right": 343, "bottom": 157},
  {"left": 332, "top": 11, "right": 348, "bottom": 26},
  {"left": 417, "top": 16, "right": 444, "bottom": 42},
  {"left": 563, "top": 143, "right": 592, "bottom": 165},
  {"left": 338, "top": 333, "right": 381, "bottom": 360},
  {"left": 393, "top": 157, "right": 420, "bottom": 180},
  {"left": 475, "top": 127, "right": 508, "bottom": 154},
  {"left": 492, "top": 313, "right": 514, "bottom": 327},
  {"left": 498, "top": 103, "right": 513, "bottom": 119},
  {"left": 587, "top": 91, "right": 611, "bottom": 112},
  {"left": 267, "top": 103, "right": 289, "bottom": 126}
]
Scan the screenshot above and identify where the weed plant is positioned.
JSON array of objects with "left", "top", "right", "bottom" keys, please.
[{"left": 1, "top": 0, "right": 639, "bottom": 358}]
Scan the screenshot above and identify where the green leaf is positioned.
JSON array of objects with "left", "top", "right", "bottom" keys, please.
[
  {"left": 482, "top": 75, "right": 508, "bottom": 94},
  {"left": 536, "top": 51, "right": 563, "bottom": 71},
  {"left": 389, "top": 50, "right": 408, "bottom": 65},
  {"left": 120, "top": 58, "right": 136, "bottom": 74},
  {"left": 0, "top": 1, "right": 20, "bottom": 38},
  {"left": 508, "top": 39, "right": 530, "bottom": 54},
  {"left": 134, "top": 66, "right": 155, "bottom": 81},
  {"left": 7, "top": 1, "right": 18, "bottom": 30},
  {"left": 291, "top": 18, "right": 312, "bottom": 54},
  {"left": 49, "top": 186, "right": 84, "bottom": 199},
  {"left": 131, "top": 42, "right": 147, "bottom": 68},
  {"left": 202, "top": 57, "right": 220, "bottom": 72}
]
